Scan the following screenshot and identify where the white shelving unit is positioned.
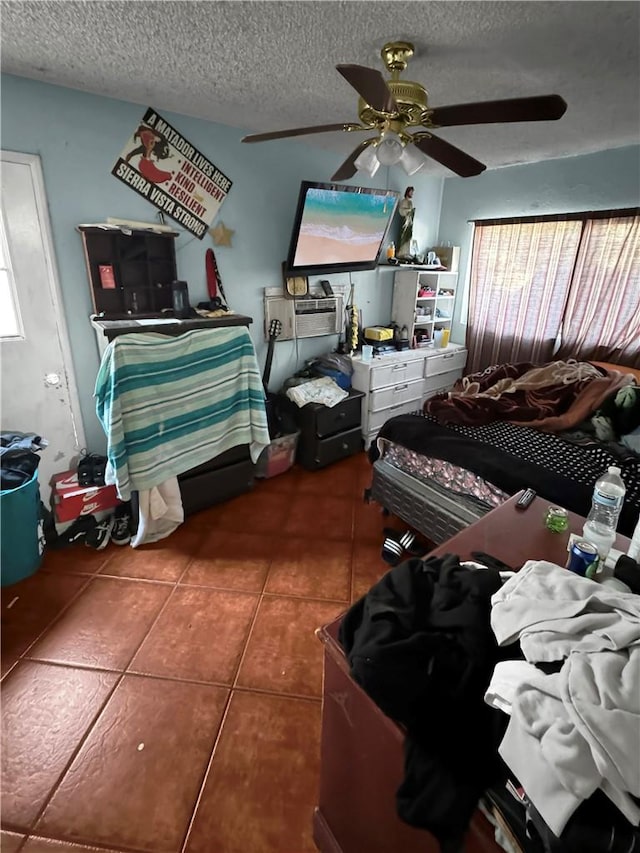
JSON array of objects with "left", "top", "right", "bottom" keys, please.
[{"left": 391, "top": 269, "right": 458, "bottom": 347}]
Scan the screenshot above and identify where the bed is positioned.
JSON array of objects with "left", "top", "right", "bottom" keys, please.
[{"left": 369, "top": 360, "right": 640, "bottom": 543}]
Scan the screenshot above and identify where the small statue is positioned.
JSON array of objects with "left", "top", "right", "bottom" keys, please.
[{"left": 397, "top": 187, "right": 415, "bottom": 260}]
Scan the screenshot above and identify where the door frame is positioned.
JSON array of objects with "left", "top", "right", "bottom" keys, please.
[{"left": 1, "top": 149, "right": 86, "bottom": 452}]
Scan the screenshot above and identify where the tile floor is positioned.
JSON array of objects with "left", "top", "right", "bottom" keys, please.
[{"left": 1, "top": 452, "right": 424, "bottom": 853}]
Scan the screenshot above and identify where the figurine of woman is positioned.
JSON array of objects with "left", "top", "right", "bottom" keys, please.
[{"left": 397, "top": 186, "right": 415, "bottom": 259}]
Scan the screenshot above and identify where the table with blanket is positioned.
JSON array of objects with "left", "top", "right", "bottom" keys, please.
[
  {"left": 94, "top": 325, "right": 270, "bottom": 544},
  {"left": 314, "top": 494, "right": 638, "bottom": 853},
  {"left": 369, "top": 359, "right": 640, "bottom": 542}
]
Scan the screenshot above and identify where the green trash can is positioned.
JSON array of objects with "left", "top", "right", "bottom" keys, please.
[{"left": 1, "top": 470, "right": 45, "bottom": 586}]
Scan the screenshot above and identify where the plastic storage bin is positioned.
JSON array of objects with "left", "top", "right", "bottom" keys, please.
[
  {"left": 1, "top": 470, "right": 45, "bottom": 586},
  {"left": 255, "top": 431, "right": 300, "bottom": 479}
]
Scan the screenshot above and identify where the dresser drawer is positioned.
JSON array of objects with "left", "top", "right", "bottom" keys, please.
[
  {"left": 425, "top": 349, "right": 467, "bottom": 378},
  {"left": 370, "top": 378, "right": 423, "bottom": 412},
  {"left": 423, "top": 368, "right": 463, "bottom": 395},
  {"left": 297, "top": 426, "right": 363, "bottom": 470},
  {"left": 369, "top": 399, "right": 422, "bottom": 434},
  {"left": 370, "top": 358, "right": 425, "bottom": 389},
  {"left": 314, "top": 393, "right": 362, "bottom": 437}
]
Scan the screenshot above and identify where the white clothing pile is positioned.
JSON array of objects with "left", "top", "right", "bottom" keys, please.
[
  {"left": 489, "top": 560, "right": 640, "bottom": 836},
  {"left": 484, "top": 660, "right": 541, "bottom": 716},
  {"left": 285, "top": 377, "right": 348, "bottom": 408},
  {"left": 131, "top": 477, "right": 184, "bottom": 548}
]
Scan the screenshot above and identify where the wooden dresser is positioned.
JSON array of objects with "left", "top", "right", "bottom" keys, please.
[{"left": 313, "top": 494, "right": 631, "bottom": 853}]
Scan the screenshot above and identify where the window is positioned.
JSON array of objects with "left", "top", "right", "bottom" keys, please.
[
  {"left": 0, "top": 208, "right": 24, "bottom": 340},
  {"left": 466, "top": 209, "right": 640, "bottom": 372}
]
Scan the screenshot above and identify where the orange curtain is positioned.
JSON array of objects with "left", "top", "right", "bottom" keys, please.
[
  {"left": 466, "top": 220, "right": 582, "bottom": 373},
  {"left": 557, "top": 215, "right": 640, "bottom": 368}
]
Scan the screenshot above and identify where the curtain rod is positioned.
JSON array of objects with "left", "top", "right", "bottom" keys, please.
[{"left": 468, "top": 207, "right": 640, "bottom": 225}]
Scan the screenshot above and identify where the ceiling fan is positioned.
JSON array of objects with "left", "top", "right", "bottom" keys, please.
[{"left": 242, "top": 41, "right": 567, "bottom": 180}]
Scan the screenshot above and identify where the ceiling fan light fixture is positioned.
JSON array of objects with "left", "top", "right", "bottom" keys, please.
[
  {"left": 399, "top": 143, "right": 427, "bottom": 176},
  {"left": 375, "top": 131, "right": 404, "bottom": 166},
  {"left": 354, "top": 144, "right": 380, "bottom": 177}
]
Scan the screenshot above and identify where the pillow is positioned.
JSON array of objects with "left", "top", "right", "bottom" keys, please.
[{"left": 590, "top": 361, "right": 640, "bottom": 385}]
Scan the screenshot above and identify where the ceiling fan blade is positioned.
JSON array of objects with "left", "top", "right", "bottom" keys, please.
[
  {"left": 412, "top": 133, "right": 486, "bottom": 178},
  {"left": 330, "top": 139, "right": 375, "bottom": 182},
  {"left": 429, "top": 95, "right": 567, "bottom": 128},
  {"left": 336, "top": 64, "right": 399, "bottom": 113},
  {"left": 242, "top": 122, "right": 360, "bottom": 143}
]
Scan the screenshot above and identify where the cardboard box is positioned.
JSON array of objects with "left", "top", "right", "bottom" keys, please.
[
  {"left": 432, "top": 246, "right": 460, "bottom": 273},
  {"left": 52, "top": 469, "right": 120, "bottom": 523}
]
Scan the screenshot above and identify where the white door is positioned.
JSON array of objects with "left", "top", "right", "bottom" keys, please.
[{"left": 1, "top": 151, "right": 85, "bottom": 502}]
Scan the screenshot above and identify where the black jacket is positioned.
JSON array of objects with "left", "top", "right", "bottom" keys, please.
[{"left": 339, "top": 554, "right": 510, "bottom": 846}]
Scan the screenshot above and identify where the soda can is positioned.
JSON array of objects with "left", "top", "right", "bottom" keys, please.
[{"left": 566, "top": 540, "right": 599, "bottom": 578}]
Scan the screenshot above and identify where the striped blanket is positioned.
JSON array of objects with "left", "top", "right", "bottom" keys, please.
[{"left": 95, "top": 327, "right": 270, "bottom": 500}]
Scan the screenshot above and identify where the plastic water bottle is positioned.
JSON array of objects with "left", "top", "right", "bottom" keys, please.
[{"left": 582, "top": 466, "right": 626, "bottom": 561}]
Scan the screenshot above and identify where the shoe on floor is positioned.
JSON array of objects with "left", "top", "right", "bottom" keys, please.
[
  {"left": 111, "top": 502, "right": 132, "bottom": 546},
  {"left": 85, "top": 515, "right": 114, "bottom": 550},
  {"left": 50, "top": 514, "right": 98, "bottom": 549},
  {"left": 381, "top": 528, "right": 423, "bottom": 566}
]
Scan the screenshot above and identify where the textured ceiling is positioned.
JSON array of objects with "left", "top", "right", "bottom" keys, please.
[{"left": 1, "top": 1, "right": 639, "bottom": 176}]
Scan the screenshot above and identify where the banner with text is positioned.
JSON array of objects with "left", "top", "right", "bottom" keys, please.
[{"left": 111, "top": 108, "right": 232, "bottom": 238}]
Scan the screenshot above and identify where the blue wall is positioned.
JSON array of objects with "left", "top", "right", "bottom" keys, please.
[
  {"left": 437, "top": 145, "right": 640, "bottom": 343},
  {"left": 1, "top": 74, "right": 444, "bottom": 450}
]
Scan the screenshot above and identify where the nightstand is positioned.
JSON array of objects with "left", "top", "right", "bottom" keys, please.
[{"left": 283, "top": 389, "right": 364, "bottom": 470}]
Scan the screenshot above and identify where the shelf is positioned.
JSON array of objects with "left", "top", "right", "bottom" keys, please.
[
  {"left": 378, "top": 264, "right": 455, "bottom": 271},
  {"left": 416, "top": 296, "right": 436, "bottom": 301}
]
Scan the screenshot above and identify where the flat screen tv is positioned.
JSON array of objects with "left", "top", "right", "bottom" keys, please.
[{"left": 285, "top": 181, "right": 400, "bottom": 276}]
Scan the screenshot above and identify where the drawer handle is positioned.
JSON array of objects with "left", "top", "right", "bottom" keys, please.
[
  {"left": 341, "top": 442, "right": 349, "bottom": 450},
  {"left": 392, "top": 364, "right": 408, "bottom": 371},
  {"left": 393, "top": 385, "right": 408, "bottom": 392},
  {"left": 443, "top": 353, "right": 455, "bottom": 359},
  {"left": 338, "top": 411, "right": 346, "bottom": 418}
]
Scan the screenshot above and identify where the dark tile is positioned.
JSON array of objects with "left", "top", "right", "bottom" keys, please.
[
  {"left": 41, "top": 543, "right": 113, "bottom": 576},
  {"left": 21, "top": 838, "right": 125, "bottom": 852},
  {"left": 237, "top": 596, "right": 344, "bottom": 698},
  {"left": 130, "top": 587, "right": 258, "bottom": 684},
  {"left": 294, "top": 458, "right": 362, "bottom": 497},
  {"left": 37, "top": 675, "right": 228, "bottom": 852},
  {"left": 351, "top": 541, "right": 391, "bottom": 602},
  {"left": 353, "top": 498, "right": 404, "bottom": 544},
  {"left": 264, "top": 537, "right": 351, "bottom": 602},
  {"left": 283, "top": 494, "right": 353, "bottom": 541},
  {"left": 0, "top": 830, "right": 25, "bottom": 852},
  {"left": 1, "top": 573, "right": 88, "bottom": 676},
  {"left": 253, "top": 468, "right": 299, "bottom": 495},
  {"left": 180, "top": 529, "right": 272, "bottom": 592},
  {"left": 185, "top": 691, "right": 321, "bottom": 853},
  {"left": 99, "top": 526, "right": 205, "bottom": 582},
  {"left": 195, "top": 490, "right": 289, "bottom": 535},
  {"left": 26, "top": 578, "right": 171, "bottom": 670},
  {"left": 1, "top": 661, "right": 117, "bottom": 829}
]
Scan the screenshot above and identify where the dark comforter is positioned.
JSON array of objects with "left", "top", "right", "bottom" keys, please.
[
  {"left": 376, "top": 413, "right": 640, "bottom": 537},
  {"left": 426, "top": 360, "right": 633, "bottom": 431}
]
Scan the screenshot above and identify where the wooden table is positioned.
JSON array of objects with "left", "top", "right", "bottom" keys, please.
[{"left": 313, "top": 492, "right": 631, "bottom": 853}]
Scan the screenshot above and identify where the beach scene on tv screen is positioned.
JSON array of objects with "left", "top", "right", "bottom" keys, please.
[{"left": 293, "top": 188, "right": 395, "bottom": 266}]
